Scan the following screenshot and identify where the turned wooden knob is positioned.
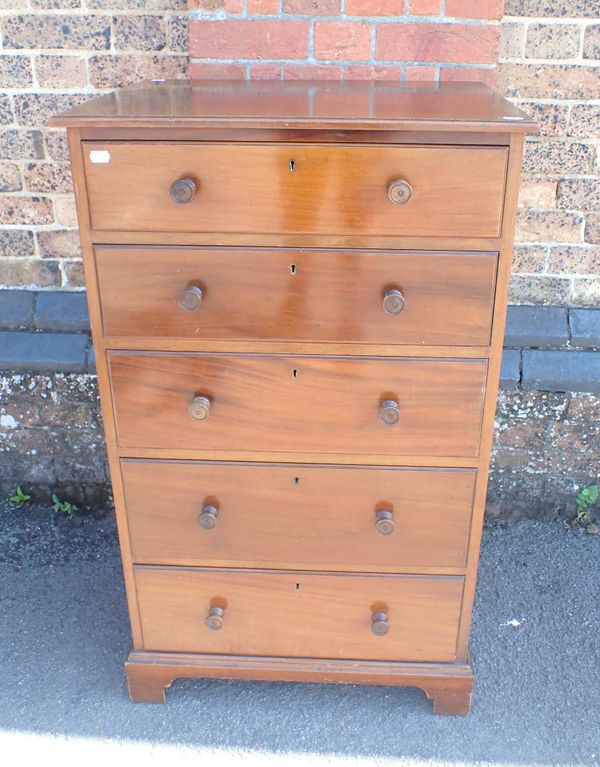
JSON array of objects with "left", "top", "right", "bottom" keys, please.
[
  {"left": 383, "top": 288, "right": 405, "bottom": 315},
  {"left": 205, "top": 605, "right": 225, "bottom": 631},
  {"left": 388, "top": 179, "right": 412, "bottom": 205},
  {"left": 178, "top": 284, "right": 203, "bottom": 312},
  {"left": 198, "top": 504, "right": 218, "bottom": 529},
  {"left": 188, "top": 395, "right": 211, "bottom": 422},
  {"left": 170, "top": 177, "right": 197, "bottom": 204},
  {"left": 375, "top": 509, "right": 394, "bottom": 535},
  {"left": 371, "top": 611, "right": 389, "bottom": 636},
  {"left": 380, "top": 399, "right": 400, "bottom": 426}
]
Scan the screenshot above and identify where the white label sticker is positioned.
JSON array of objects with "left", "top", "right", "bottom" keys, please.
[{"left": 89, "top": 150, "right": 111, "bottom": 164}]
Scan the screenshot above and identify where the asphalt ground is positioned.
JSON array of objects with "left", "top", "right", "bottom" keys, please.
[{"left": 0, "top": 502, "right": 598, "bottom": 766}]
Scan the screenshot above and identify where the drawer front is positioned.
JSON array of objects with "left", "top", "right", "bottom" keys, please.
[
  {"left": 97, "top": 247, "right": 497, "bottom": 347},
  {"left": 122, "top": 461, "right": 476, "bottom": 570},
  {"left": 109, "top": 354, "right": 487, "bottom": 458},
  {"left": 134, "top": 567, "right": 464, "bottom": 662},
  {"left": 84, "top": 142, "right": 507, "bottom": 238}
]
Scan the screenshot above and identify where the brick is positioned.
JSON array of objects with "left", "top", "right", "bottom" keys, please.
[
  {"left": 523, "top": 141, "right": 594, "bottom": 175},
  {"left": 0, "top": 259, "right": 60, "bottom": 287},
  {"left": 0, "top": 163, "right": 21, "bottom": 192},
  {"left": 515, "top": 210, "right": 582, "bottom": 243},
  {"left": 512, "top": 245, "right": 546, "bottom": 273},
  {"left": 314, "top": 22, "right": 372, "bottom": 61},
  {"left": 35, "top": 291, "right": 89, "bottom": 332},
  {"left": 519, "top": 103, "right": 568, "bottom": 137},
  {"left": 282, "top": 0, "right": 340, "bottom": 13},
  {"left": 167, "top": 15, "right": 188, "bottom": 52},
  {"left": 113, "top": 15, "right": 166, "bottom": 51},
  {"left": 84, "top": 0, "right": 186, "bottom": 7},
  {"left": 570, "top": 309, "right": 600, "bottom": 349},
  {"left": 500, "top": 349, "right": 520, "bottom": 390},
  {"left": 45, "top": 131, "right": 69, "bottom": 162},
  {"left": 568, "top": 105, "right": 600, "bottom": 139},
  {"left": 585, "top": 215, "right": 600, "bottom": 244},
  {"left": 440, "top": 67, "right": 497, "bottom": 88},
  {"left": 189, "top": 20, "right": 309, "bottom": 59},
  {"left": 572, "top": 278, "right": 600, "bottom": 306},
  {"left": 189, "top": 0, "right": 242, "bottom": 9},
  {"left": 498, "top": 64, "right": 600, "bottom": 100},
  {"left": 500, "top": 23, "right": 525, "bottom": 60},
  {"left": 0, "top": 96, "right": 14, "bottom": 125},
  {"left": 583, "top": 24, "right": 600, "bottom": 60},
  {"left": 0, "top": 54, "right": 33, "bottom": 87},
  {"left": 409, "top": 0, "right": 441, "bottom": 13},
  {"left": 53, "top": 196, "right": 78, "bottom": 228},
  {"left": 504, "top": 306, "right": 568, "bottom": 347},
  {"left": 445, "top": 0, "right": 503, "bottom": 19},
  {"left": 23, "top": 162, "right": 72, "bottom": 194},
  {"left": 547, "top": 246, "right": 600, "bottom": 274},
  {"left": 30, "top": 0, "right": 81, "bottom": 6},
  {"left": 344, "top": 65, "right": 403, "bottom": 80},
  {"left": 35, "top": 54, "right": 87, "bottom": 88},
  {"left": 248, "top": 0, "right": 279, "bottom": 11},
  {"left": 557, "top": 179, "right": 600, "bottom": 212},
  {"left": 37, "top": 230, "right": 81, "bottom": 260},
  {"left": 0, "top": 196, "right": 53, "bottom": 225},
  {"left": 346, "top": 0, "right": 404, "bottom": 14},
  {"left": 250, "top": 63, "right": 281, "bottom": 79},
  {"left": 504, "top": 0, "right": 599, "bottom": 17},
  {"left": 12, "top": 94, "right": 88, "bottom": 127},
  {"left": 189, "top": 62, "right": 246, "bottom": 79},
  {"left": 0, "top": 331, "right": 87, "bottom": 373},
  {"left": 284, "top": 64, "right": 342, "bottom": 79},
  {"left": 523, "top": 350, "right": 600, "bottom": 394},
  {"left": 88, "top": 54, "right": 188, "bottom": 89},
  {"left": 0, "top": 290, "right": 34, "bottom": 330},
  {"left": 525, "top": 24, "right": 581, "bottom": 60},
  {"left": 376, "top": 23, "right": 500, "bottom": 64},
  {"left": 0, "top": 230, "right": 34, "bottom": 259},
  {"left": 0, "top": 130, "right": 44, "bottom": 161},
  {"left": 518, "top": 179, "right": 557, "bottom": 209},
  {"left": 509, "top": 275, "right": 571, "bottom": 305},
  {"left": 62, "top": 260, "right": 85, "bottom": 287},
  {"left": 2, "top": 14, "right": 110, "bottom": 50},
  {"left": 405, "top": 65, "right": 437, "bottom": 81}
]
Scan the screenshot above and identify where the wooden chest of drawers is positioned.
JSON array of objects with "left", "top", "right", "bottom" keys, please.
[{"left": 53, "top": 80, "right": 535, "bottom": 715}]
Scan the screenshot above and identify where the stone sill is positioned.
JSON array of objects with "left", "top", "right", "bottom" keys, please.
[{"left": 1, "top": 290, "right": 599, "bottom": 393}]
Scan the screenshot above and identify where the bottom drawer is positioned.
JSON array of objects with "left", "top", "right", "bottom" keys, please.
[{"left": 134, "top": 567, "right": 464, "bottom": 663}]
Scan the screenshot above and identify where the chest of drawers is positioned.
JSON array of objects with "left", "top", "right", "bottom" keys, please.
[{"left": 52, "top": 80, "right": 535, "bottom": 715}]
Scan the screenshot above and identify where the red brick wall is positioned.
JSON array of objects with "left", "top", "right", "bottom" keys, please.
[{"left": 189, "top": 0, "right": 504, "bottom": 84}]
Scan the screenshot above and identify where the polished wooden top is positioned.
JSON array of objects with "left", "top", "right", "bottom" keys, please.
[{"left": 50, "top": 79, "right": 536, "bottom": 133}]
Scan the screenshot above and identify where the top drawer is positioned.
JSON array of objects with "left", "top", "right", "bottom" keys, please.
[{"left": 83, "top": 143, "right": 508, "bottom": 239}]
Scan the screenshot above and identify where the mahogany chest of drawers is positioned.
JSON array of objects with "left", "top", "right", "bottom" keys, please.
[{"left": 53, "top": 80, "right": 535, "bottom": 715}]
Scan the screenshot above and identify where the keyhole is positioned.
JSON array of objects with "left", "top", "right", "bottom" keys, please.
[
  {"left": 289, "top": 159, "right": 296, "bottom": 172},
  {"left": 295, "top": 583, "right": 301, "bottom": 591},
  {"left": 290, "top": 263, "right": 297, "bottom": 275},
  {"left": 293, "top": 477, "right": 300, "bottom": 485},
  {"left": 291, "top": 368, "right": 298, "bottom": 379}
]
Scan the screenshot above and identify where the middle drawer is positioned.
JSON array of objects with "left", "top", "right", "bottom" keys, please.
[
  {"left": 122, "top": 460, "right": 476, "bottom": 570},
  {"left": 109, "top": 353, "right": 488, "bottom": 458}
]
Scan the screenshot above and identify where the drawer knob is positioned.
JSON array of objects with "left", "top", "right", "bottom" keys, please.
[
  {"left": 198, "top": 504, "right": 218, "bottom": 530},
  {"left": 371, "top": 611, "right": 389, "bottom": 636},
  {"left": 189, "top": 395, "right": 211, "bottom": 422},
  {"left": 382, "top": 288, "right": 405, "bottom": 315},
  {"left": 178, "top": 284, "right": 203, "bottom": 312},
  {"left": 388, "top": 179, "right": 412, "bottom": 205},
  {"left": 170, "top": 177, "right": 197, "bottom": 204},
  {"left": 380, "top": 399, "right": 400, "bottom": 426},
  {"left": 375, "top": 509, "right": 394, "bottom": 535},
  {"left": 205, "top": 605, "right": 225, "bottom": 631}
]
